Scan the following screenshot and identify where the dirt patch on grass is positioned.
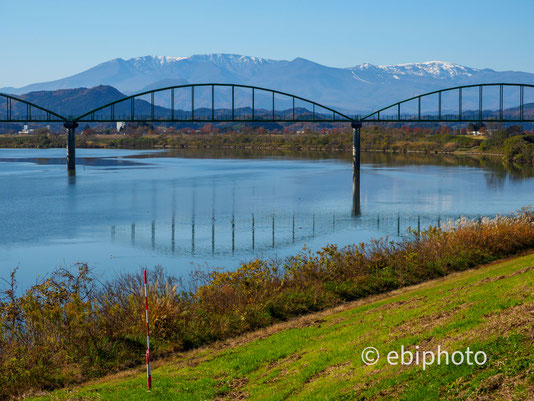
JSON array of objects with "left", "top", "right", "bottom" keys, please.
[
  {"left": 454, "top": 371, "right": 533, "bottom": 401},
  {"left": 477, "top": 275, "right": 507, "bottom": 284},
  {"left": 510, "top": 265, "right": 534, "bottom": 277},
  {"left": 476, "top": 265, "right": 534, "bottom": 285},
  {"left": 388, "top": 304, "right": 466, "bottom": 341},
  {"left": 266, "top": 353, "right": 303, "bottom": 371},
  {"left": 372, "top": 296, "right": 427, "bottom": 312},
  {"left": 474, "top": 373, "right": 533, "bottom": 401},
  {"left": 214, "top": 377, "right": 250, "bottom": 401},
  {"left": 306, "top": 361, "right": 353, "bottom": 384},
  {"left": 260, "top": 353, "right": 304, "bottom": 384},
  {"left": 464, "top": 301, "right": 534, "bottom": 340}
]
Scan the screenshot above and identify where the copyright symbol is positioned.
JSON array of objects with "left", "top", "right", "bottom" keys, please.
[{"left": 361, "top": 347, "right": 380, "bottom": 365}]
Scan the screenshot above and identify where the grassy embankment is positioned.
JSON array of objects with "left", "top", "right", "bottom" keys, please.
[{"left": 29, "top": 251, "right": 533, "bottom": 400}]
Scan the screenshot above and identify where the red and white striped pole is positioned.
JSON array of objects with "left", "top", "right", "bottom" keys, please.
[{"left": 143, "top": 269, "right": 152, "bottom": 390}]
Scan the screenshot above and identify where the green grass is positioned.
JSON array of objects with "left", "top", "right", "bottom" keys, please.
[{"left": 29, "top": 254, "right": 534, "bottom": 401}]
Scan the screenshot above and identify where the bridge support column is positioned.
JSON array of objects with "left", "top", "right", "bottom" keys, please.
[
  {"left": 352, "top": 171, "right": 361, "bottom": 217},
  {"left": 351, "top": 121, "right": 362, "bottom": 217},
  {"left": 351, "top": 121, "right": 362, "bottom": 175},
  {"left": 64, "top": 121, "right": 78, "bottom": 175}
]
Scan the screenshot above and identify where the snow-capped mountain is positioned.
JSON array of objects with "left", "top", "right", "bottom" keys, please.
[
  {"left": 3, "top": 54, "right": 534, "bottom": 113},
  {"left": 350, "top": 61, "right": 480, "bottom": 81}
]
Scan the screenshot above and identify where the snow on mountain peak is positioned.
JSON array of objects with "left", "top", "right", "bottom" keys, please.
[
  {"left": 131, "top": 55, "right": 187, "bottom": 64},
  {"left": 352, "top": 61, "right": 481, "bottom": 79},
  {"left": 129, "top": 54, "right": 272, "bottom": 66}
]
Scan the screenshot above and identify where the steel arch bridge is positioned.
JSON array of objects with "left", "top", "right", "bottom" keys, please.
[
  {"left": 361, "top": 83, "right": 534, "bottom": 123},
  {"left": 2, "top": 82, "right": 534, "bottom": 174}
]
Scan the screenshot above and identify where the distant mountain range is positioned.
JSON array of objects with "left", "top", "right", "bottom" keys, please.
[
  {"left": 17, "top": 86, "right": 125, "bottom": 117},
  {"left": 3, "top": 54, "right": 534, "bottom": 113}
]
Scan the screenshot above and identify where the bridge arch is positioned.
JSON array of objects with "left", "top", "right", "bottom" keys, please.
[
  {"left": 361, "top": 83, "right": 534, "bottom": 123},
  {"left": 72, "top": 83, "right": 354, "bottom": 123},
  {"left": 0, "top": 92, "right": 67, "bottom": 122}
]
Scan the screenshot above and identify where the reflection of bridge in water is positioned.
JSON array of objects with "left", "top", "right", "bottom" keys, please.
[{"left": 107, "top": 182, "right": 451, "bottom": 259}]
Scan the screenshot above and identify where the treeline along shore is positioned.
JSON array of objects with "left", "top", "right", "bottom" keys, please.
[
  {"left": 2, "top": 209, "right": 534, "bottom": 399},
  {"left": 1, "top": 124, "right": 534, "bottom": 163}
]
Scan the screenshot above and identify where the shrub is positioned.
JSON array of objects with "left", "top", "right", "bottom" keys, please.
[{"left": 503, "top": 135, "right": 534, "bottom": 163}]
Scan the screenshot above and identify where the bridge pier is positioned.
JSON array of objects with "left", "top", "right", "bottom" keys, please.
[
  {"left": 351, "top": 121, "right": 362, "bottom": 175},
  {"left": 352, "top": 172, "right": 361, "bottom": 217},
  {"left": 351, "top": 121, "right": 362, "bottom": 217},
  {"left": 64, "top": 121, "right": 78, "bottom": 175}
]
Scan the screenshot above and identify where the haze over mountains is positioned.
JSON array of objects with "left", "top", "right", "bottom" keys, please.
[{"left": 3, "top": 54, "right": 534, "bottom": 113}]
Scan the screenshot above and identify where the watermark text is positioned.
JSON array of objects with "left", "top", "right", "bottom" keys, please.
[{"left": 361, "top": 345, "right": 487, "bottom": 370}]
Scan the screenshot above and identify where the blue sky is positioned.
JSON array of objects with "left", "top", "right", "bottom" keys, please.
[{"left": 1, "top": 0, "right": 534, "bottom": 87}]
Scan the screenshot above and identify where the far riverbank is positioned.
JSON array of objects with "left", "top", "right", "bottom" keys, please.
[{"left": 1, "top": 125, "right": 533, "bottom": 163}]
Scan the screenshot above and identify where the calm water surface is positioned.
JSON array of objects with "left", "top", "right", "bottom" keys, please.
[{"left": 1, "top": 148, "right": 533, "bottom": 287}]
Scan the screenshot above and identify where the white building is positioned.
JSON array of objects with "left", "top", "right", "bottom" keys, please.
[{"left": 18, "top": 124, "right": 34, "bottom": 134}]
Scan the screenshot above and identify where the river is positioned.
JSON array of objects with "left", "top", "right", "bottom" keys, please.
[{"left": 1, "top": 148, "right": 533, "bottom": 287}]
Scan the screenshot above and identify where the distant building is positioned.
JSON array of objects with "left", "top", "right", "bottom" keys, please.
[
  {"left": 466, "top": 123, "right": 486, "bottom": 136},
  {"left": 466, "top": 128, "right": 482, "bottom": 136},
  {"left": 18, "top": 124, "right": 34, "bottom": 134},
  {"left": 116, "top": 121, "right": 126, "bottom": 132}
]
